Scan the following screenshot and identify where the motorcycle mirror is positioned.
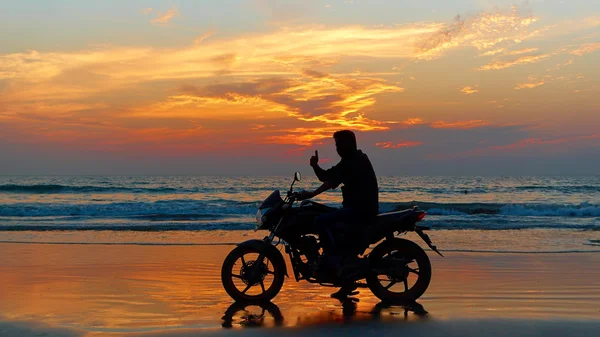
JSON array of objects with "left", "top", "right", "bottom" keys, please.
[{"left": 294, "top": 171, "right": 301, "bottom": 182}]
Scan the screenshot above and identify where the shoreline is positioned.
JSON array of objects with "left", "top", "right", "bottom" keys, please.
[
  {"left": 2, "top": 239, "right": 600, "bottom": 255},
  {"left": 1, "top": 228, "right": 599, "bottom": 254}
]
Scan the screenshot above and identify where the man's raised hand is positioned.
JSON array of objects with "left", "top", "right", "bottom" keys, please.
[{"left": 310, "top": 150, "right": 319, "bottom": 167}]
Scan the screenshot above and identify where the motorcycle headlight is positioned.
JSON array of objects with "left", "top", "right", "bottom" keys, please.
[
  {"left": 255, "top": 207, "right": 270, "bottom": 228},
  {"left": 255, "top": 208, "right": 263, "bottom": 225}
]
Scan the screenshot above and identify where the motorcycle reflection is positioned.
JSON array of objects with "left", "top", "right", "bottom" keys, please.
[
  {"left": 221, "top": 301, "right": 284, "bottom": 328},
  {"left": 221, "top": 299, "right": 427, "bottom": 329}
]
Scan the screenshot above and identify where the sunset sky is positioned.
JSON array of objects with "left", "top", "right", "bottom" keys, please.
[{"left": 1, "top": 0, "right": 598, "bottom": 175}]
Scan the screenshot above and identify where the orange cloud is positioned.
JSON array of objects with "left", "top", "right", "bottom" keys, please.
[
  {"left": 264, "top": 132, "right": 331, "bottom": 146},
  {"left": 415, "top": 6, "right": 538, "bottom": 59},
  {"left": 513, "top": 72, "right": 585, "bottom": 90},
  {"left": 151, "top": 8, "right": 178, "bottom": 24},
  {"left": 401, "top": 118, "right": 426, "bottom": 126},
  {"left": 480, "top": 48, "right": 507, "bottom": 56},
  {"left": 478, "top": 54, "right": 551, "bottom": 70},
  {"left": 0, "top": 6, "right": 546, "bottom": 96},
  {"left": 506, "top": 47, "right": 538, "bottom": 55},
  {"left": 460, "top": 86, "right": 479, "bottom": 95},
  {"left": 571, "top": 43, "right": 600, "bottom": 56},
  {"left": 375, "top": 141, "right": 422, "bottom": 149},
  {"left": 430, "top": 120, "right": 491, "bottom": 129},
  {"left": 169, "top": 73, "right": 402, "bottom": 128},
  {"left": 480, "top": 47, "right": 539, "bottom": 57},
  {"left": 514, "top": 81, "right": 545, "bottom": 90}
]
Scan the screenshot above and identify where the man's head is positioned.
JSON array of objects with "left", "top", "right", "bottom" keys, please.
[{"left": 333, "top": 130, "right": 358, "bottom": 158}]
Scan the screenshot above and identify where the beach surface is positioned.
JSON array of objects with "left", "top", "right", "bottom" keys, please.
[{"left": 1, "top": 234, "right": 599, "bottom": 336}]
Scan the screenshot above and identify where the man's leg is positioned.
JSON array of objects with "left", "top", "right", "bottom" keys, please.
[
  {"left": 314, "top": 208, "right": 354, "bottom": 256},
  {"left": 315, "top": 208, "right": 361, "bottom": 298}
]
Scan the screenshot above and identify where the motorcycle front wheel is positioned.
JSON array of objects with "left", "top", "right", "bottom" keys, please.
[{"left": 221, "top": 245, "right": 285, "bottom": 302}]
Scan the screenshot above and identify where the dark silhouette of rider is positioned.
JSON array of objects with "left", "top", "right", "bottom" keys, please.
[{"left": 297, "top": 130, "right": 379, "bottom": 298}]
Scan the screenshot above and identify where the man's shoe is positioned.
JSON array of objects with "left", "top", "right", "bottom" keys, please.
[{"left": 330, "top": 284, "right": 359, "bottom": 299}]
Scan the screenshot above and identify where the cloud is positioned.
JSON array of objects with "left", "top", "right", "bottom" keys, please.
[
  {"left": 210, "top": 53, "right": 238, "bottom": 69},
  {"left": 478, "top": 42, "right": 597, "bottom": 71},
  {"left": 477, "top": 53, "right": 551, "bottom": 70},
  {"left": 460, "top": 86, "right": 479, "bottom": 95},
  {"left": 194, "top": 31, "right": 215, "bottom": 44},
  {"left": 0, "top": 5, "right": 551, "bottom": 90},
  {"left": 513, "top": 73, "right": 585, "bottom": 90},
  {"left": 571, "top": 43, "right": 600, "bottom": 56},
  {"left": 491, "top": 137, "right": 569, "bottom": 150},
  {"left": 480, "top": 48, "right": 507, "bottom": 56},
  {"left": 506, "top": 47, "right": 538, "bottom": 55},
  {"left": 401, "top": 118, "right": 426, "bottom": 126},
  {"left": 514, "top": 80, "right": 545, "bottom": 90},
  {"left": 430, "top": 120, "right": 491, "bottom": 129},
  {"left": 480, "top": 47, "right": 538, "bottom": 57},
  {"left": 142, "top": 8, "right": 153, "bottom": 15},
  {"left": 375, "top": 141, "right": 422, "bottom": 149},
  {"left": 300, "top": 68, "right": 328, "bottom": 79},
  {"left": 415, "top": 6, "right": 538, "bottom": 59},
  {"left": 164, "top": 72, "right": 403, "bottom": 145},
  {"left": 151, "top": 8, "right": 178, "bottom": 24}
]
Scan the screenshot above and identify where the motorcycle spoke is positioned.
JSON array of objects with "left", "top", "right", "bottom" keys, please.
[
  {"left": 404, "top": 278, "right": 409, "bottom": 292},
  {"left": 384, "top": 280, "right": 397, "bottom": 290},
  {"left": 241, "top": 284, "right": 252, "bottom": 294},
  {"left": 231, "top": 274, "right": 243, "bottom": 279},
  {"left": 266, "top": 270, "right": 275, "bottom": 275},
  {"left": 260, "top": 280, "right": 266, "bottom": 293},
  {"left": 407, "top": 267, "right": 420, "bottom": 275},
  {"left": 240, "top": 255, "right": 246, "bottom": 266}
]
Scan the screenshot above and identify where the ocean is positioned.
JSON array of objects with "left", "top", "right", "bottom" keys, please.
[{"left": 0, "top": 175, "right": 598, "bottom": 253}]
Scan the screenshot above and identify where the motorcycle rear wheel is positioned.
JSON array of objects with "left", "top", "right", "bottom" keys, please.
[
  {"left": 366, "top": 238, "right": 431, "bottom": 301},
  {"left": 221, "top": 245, "right": 285, "bottom": 302}
]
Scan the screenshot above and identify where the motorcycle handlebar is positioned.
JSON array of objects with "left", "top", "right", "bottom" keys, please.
[{"left": 286, "top": 191, "right": 300, "bottom": 200}]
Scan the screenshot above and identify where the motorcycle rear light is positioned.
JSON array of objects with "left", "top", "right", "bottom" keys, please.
[{"left": 416, "top": 212, "right": 426, "bottom": 221}]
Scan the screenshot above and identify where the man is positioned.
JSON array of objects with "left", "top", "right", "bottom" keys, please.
[{"left": 297, "top": 130, "right": 379, "bottom": 299}]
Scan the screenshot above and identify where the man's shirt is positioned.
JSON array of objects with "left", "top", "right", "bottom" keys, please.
[{"left": 315, "top": 150, "right": 379, "bottom": 216}]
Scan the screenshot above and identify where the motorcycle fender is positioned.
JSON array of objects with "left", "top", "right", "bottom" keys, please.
[{"left": 237, "top": 239, "right": 289, "bottom": 277}]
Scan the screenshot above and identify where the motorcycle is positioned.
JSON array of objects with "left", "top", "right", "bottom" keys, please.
[{"left": 221, "top": 172, "right": 443, "bottom": 302}]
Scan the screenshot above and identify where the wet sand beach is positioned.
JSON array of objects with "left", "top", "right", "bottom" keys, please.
[{"left": 1, "top": 238, "right": 599, "bottom": 336}]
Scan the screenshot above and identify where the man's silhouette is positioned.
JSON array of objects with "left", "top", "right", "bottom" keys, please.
[{"left": 297, "top": 130, "right": 379, "bottom": 298}]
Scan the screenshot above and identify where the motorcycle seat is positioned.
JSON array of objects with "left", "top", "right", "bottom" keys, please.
[
  {"left": 376, "top": 208, "right": 414, "bottom": 221},
  {"left": 376, "top": 208, "right": 413, "bottom": 218},
  {"left": 371, "top": 208, "right": 417, "bottom": 231}
]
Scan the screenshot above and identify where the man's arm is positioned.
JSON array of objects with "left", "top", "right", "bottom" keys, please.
[
  {"left": 310, "top": 150, "right": 328, "bottom": 182},
  {"left": 312, "top": 163, "right": 329, "bottom": 182},
  {"left": 301, "top": 181, "right": 335, "bottom": 200},
  {"left": 310, "top": 150, "right": 341, "bottom": 184}
]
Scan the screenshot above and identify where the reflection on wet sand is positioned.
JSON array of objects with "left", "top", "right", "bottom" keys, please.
[
  {"left": 221, "top": 298, "right": 428, "bottom": 329},
  {"left": 1, "top": 243, "right": 599, "bottom": 336}
]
